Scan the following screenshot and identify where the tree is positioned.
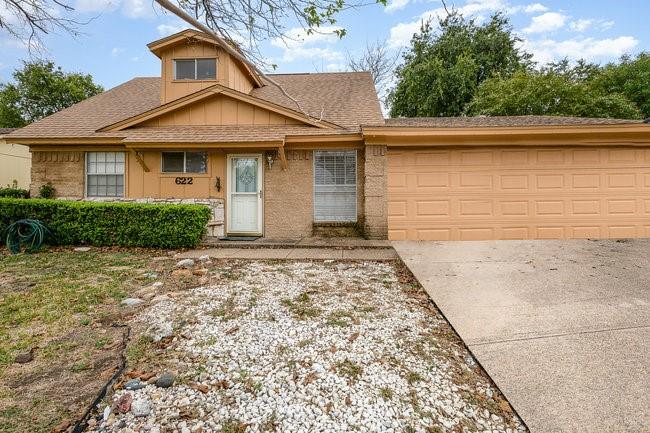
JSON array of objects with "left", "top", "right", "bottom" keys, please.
[
  {"left": 0, "top": 1, "right": 82, "bottom": 49},
  {"left": 154, "top": 0, "right": 386, "bottom": 68},
  {"left": 0, "top": 61, "right": 104, "bottom": 128},
  {"left": 387, "top": 12, "right": 531, "bottom": 117},
  {"left": 591, "top": 53, "right": 650, "bottom": 118},
  {"left": 465, "top": 70, "right": 642, "bottom": 119},
  {"left": 347, "top": 40, "right": 399, "bottom": 105}
]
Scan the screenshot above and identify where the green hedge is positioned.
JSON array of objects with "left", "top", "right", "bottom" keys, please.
[
  {"left": 0, "top": 187, "right": 29, "bottom": 199},
  {"left": 0, "top": 198, "right": 211, "bottom": 248}
]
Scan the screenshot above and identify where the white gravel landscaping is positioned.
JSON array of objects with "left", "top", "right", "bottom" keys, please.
[{"left": 89, "top": 259, "right": 527, "bottom": 433}]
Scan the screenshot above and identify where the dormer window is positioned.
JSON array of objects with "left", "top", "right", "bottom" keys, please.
[{"left": 174, "top": 58, "right": 217, "bottom": 80}]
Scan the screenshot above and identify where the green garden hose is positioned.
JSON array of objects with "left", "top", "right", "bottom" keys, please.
[{"left": 4, "top": 219, "right": 49, "bottom": 254}]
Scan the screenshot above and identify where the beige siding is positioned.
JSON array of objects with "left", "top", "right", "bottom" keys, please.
[
  {"left": 128, "top": 150, "right": 226, "bottom": 199},
  {"left": 0, "top": 142, "right": 31, "bottom": 189},
  {"left": 142, "top": 94, "right": 301, "bottom": 126},
  {"left": 160, "top": 41, "right": 255, "bottom": 104},
  {"left": 388, "top": 146, "right": 650, "bottom": 240}
]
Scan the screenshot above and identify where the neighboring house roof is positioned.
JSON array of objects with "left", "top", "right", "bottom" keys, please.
[
  {"left": 8, "top": 72, "right": 383, "bottom": 141},
  {"left": 0, "top": 128, "right": 17, "bottom": 136},
  {"left": 382, "top": 116, "right": 645, "bottom": 128}
]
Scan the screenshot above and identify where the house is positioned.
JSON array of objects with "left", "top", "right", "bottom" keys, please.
[
  {"left": 0, "top": 128, "right": 31, "bottom": 189},
  {"left": 7, "top": 29, "right": 650, "bottom": 241}
]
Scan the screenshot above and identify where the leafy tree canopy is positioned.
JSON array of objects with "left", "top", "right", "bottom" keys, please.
[
  {"left": 387, "top": 12, "right": 531, "bottom": 117},
  {"left": 466, "top": 69, "right": 641, "bottom": 119},
  {"left": 0, "top": 61, "right": 103, "bottom": 128}
]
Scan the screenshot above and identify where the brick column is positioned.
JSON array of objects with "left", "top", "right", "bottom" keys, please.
[{"left": 363, "top": 145, "right": 388, "bottom": 239}]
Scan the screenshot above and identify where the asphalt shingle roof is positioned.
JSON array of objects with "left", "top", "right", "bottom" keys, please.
[
  {"left": 9, "top": 72, "right": 383, "bottom": 140},
  {"left": 382, "top": 116, "right": 645, "bottom": 128}
]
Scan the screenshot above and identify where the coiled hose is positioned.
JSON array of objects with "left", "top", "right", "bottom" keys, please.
[{"left": 4, "top": 219, "right": 49, "bottom": 254}]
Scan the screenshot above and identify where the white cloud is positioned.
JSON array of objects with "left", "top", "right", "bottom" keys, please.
[
  {"left": 121, "top": 0, "right": 153, "bottom": 18},
  {"left": 599, "top": 20, "right": 614, "bottom": 31},
  {"left": 157, "top": 23, "right": 186, "bottom": 36},
  {"left": 385, "top": 0, "right": 411, "bottom": 13},
  {"left": 523, "top": 3, "right": 547, "bottom": 13},
  {"left": 387, "top": 0, "right": 512, "bottom": 48},
  {"left": 271, "top": 27, "right": 344, "bottom": 62},
  {"left": 523, "top": 12, "right": 568, "bottom": 33},
  {"left": 111, "top": 47, "right": 124, "bottom": 56},
  {"left": 569, "top": 19, "right": 592, "bottom": 32},
  {"left": 519, "top": 36, "right": 638, "bottom": 64},
  {"left": 325, "top": 63, "right": 346, "bottom": 72}
]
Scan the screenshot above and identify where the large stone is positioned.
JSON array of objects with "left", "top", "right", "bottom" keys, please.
[
  {"left": 121, "top": 298, "right": 144, "bottom": 307},
  {"left": 131, "top": 398, "right": 152, "bottom": 417},
  {"left": 155, "top": 373, "right": 176, "bottom": 388},
  {"left": 175, "top": 259, "right": 195, "bottom": 268}
]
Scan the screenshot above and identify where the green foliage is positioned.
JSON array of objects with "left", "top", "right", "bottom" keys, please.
[
  {"left": 467, "top": 69, "right": 642, "bottom": 119},
  {"left": 590, "top": 53, "right": 650, "bottom": 118},
  {"left": 38, "top": 182, "right": 55, "bottom": 199},
  {"left": 0, "top": 187, "right": 29, "bottom": 198},
  {"left": 0, "top": 199, "right": 211, "bottom": 248},
  {"left": 0, "top": 61, "right": 103, "bottom": 128},
  {"left": 388, "top": 12, "right": 531, "bottom": 117}
]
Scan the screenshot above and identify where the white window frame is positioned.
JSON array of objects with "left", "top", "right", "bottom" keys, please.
[
  {"left": 173, "top": 58, "right": 217, "bottom": 80},
  {"left": 85, "top": 151, "right": 125, "bottom": 198},
  {"left": 161, "top": 151, "right": 208, "bottom": 174},
  {"left": 313, "top": 150, "right": 358, "bottom": 223}
]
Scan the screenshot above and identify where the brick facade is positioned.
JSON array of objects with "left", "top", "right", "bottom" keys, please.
[
  {"left": 363, "top": 145, "right": 388, "bottom": 239},
  {"left": 30, "top": 151, "right": 85, "bottom": 198},
  {"left": 264, "top": 150, "right": 314, "bottom": 238}
]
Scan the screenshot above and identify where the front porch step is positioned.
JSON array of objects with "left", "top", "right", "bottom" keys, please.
[{"left": 312, "top": 222, "right": 361, "bottom": 238}]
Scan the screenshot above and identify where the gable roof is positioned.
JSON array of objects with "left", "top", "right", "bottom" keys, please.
[
  {"left": 9, "top": 72, "right": 383, "bottom": 142},
  {"left": 100, "top": 83, "right": 341, "bottom": 131}
]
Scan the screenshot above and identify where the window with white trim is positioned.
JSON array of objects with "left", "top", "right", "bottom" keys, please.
[
  {"left": 174, "top": 58, "right": 216, "bottom": 80},
  {"left": 161, "top": 152, "right": 208, "bottom": 173},
  {"left": 313, "top": 150, "right": 357, "bottom": 222},
  {"left": 86, "top": 152, "right": 125, "bottom": 197}
]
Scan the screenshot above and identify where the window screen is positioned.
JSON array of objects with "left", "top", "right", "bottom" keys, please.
[
  {"left": 174, "top": 60, "right": 195, "bottom": 80},
  {"left": 162, "top": 152, "right": 208, "bottom": 173},
  {"left": 174, "top": 59, "right": 216, "bottom": 80},
  {"left": 314, "top": 151, "right": 357, "bottom": 222},
  {"left": 86, "top": 152, "right": 125, "bottom": 197}
]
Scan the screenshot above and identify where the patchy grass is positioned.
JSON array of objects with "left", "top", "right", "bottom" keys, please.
[
  {"left": 334, "top": 359, "right": 363, "bottom": 381},
  {"left": 0, "top": 249, "right": 165, "bottom": 433},
  {"left": 280, "top": 292, "right": 322, "bottom": 319}
]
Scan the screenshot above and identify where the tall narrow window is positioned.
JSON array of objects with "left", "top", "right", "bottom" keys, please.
[
  {"left": 86, "top": 152, "right": 125, "bottom": 197},
  {"left": 174, "top": 58, "right": 216, "bottom": 80},
  {"left": 313, "top": 150, "right": 357, "bottom": 222}
]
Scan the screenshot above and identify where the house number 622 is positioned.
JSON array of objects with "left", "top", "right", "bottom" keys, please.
[{"left": 175, "top": 177, "right": 193, "bottom": 185}]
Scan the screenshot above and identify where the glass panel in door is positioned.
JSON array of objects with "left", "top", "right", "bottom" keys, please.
[{"left": 230, "top": 157, "right": 260, "bottom": 233}]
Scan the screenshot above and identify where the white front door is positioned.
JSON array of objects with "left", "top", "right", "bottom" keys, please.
[{"left": 227, "top": 155, "right": 263, "bottom": 235}]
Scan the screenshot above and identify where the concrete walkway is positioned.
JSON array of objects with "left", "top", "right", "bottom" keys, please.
[
  {"left": 178, "top": 247, "right": 398, "bottom": 261},
  {"left": 394, "top": 239, "right": 650, "bottom": 433}
]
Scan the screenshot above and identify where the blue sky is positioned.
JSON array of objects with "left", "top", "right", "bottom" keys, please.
[{"left": 0, "top": 0, "right": 648, "bottom": 90}]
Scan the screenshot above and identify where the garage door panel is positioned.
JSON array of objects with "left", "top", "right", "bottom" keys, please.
[{"left": 388, "top": 146, "right": 650, "bottom": 240}]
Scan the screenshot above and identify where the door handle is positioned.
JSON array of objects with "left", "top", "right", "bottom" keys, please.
[{"left": 259, "top": 190, "right": 263, "bottom": 198}]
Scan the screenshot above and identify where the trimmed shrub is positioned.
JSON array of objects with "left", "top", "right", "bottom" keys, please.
[
  {"left": 38, "top": 182, "right": 55, "bottom": 198},
  {"left": 0, "top": 187, "right": 29, "bottom": 199},
  {"left": 0, "top": 199, "right": 211, "bottom": 248}
]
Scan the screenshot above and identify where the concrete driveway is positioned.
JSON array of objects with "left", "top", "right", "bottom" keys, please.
[{"left": 393, "top": 239, "right": 650, "bottom": 433}]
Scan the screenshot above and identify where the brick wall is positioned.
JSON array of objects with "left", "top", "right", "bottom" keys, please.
[
  {"left": 363, "top": 145, "right": 388, "bottom": 239},
  {"left": 264, "top": 150, "right": 313, "bottom": 238},
  {"left": 30, "top": 151, "right": 85, "bottom": 198}
]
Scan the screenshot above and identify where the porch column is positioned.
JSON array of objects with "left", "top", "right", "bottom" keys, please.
[{"left": 363, "top": 144, "right": 388, "bottom": 239}]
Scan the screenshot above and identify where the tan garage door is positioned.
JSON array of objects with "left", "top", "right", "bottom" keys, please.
[{"left": 388, "top": 146, "right": 650, "bottom": 240}]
